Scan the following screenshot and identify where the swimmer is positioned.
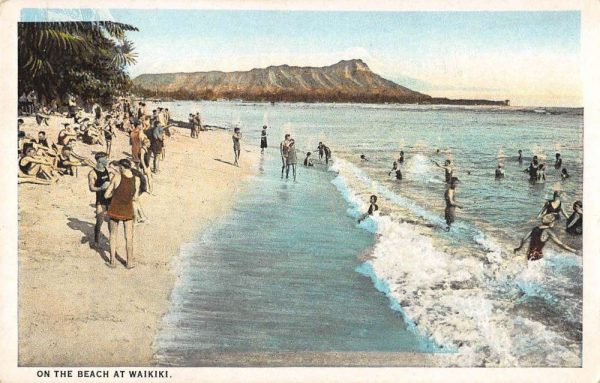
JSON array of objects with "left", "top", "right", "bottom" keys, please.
[
  {"left": 388, "top": 161, "right": 398, "bottom": 176},
  {"left": 538, "top": 191, "right": 569, "bottom": 221},
  {"left": 514, "top": 214, "right": 576, "bottom": 261},
  {"left": 524, "top": 155, "right": 539, "bottom": 181},
  {"left": 554, "top": 153, "right": 562, "bottom": 169},
  {"left": 398, "top": 151, "right": 405, "bottom": 165},
  {"left": 358, "top": 195, "right": 379, "bottom": 223},
  {"left": 360, "top": 154, "right": 368, "bottom": 162},
  {"left": 495, "top": 163, "right": 505, "bottom": 179},
  {"left": 433, "top": 159, "right": 454, "bottom": 183},
  {"left": 561, "top": 168, "right": 570, "bottom": 179},
  {"left": 566, "top": 200, "right": 582, "bottom": 235},
  {"left": 518, "top": 149, "right": 523, "bottom": 164},
  {"left": 303, "top": 152, "right": 314, "bottom": 167}
]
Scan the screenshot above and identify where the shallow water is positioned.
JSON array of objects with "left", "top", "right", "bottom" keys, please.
[{"left": 155, "top": 101, "right": 583, "bottom": 367}]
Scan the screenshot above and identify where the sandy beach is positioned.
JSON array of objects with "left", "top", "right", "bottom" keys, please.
[{"left": 18, "top": 115, "right": 258, "bottom": 366}]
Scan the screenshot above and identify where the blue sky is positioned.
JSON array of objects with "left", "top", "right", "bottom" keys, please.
[{"left": 22, "top": 9, "right": 581, "bottom": 106}]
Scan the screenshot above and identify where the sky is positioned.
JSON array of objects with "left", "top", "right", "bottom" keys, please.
[{"left": 21, "top": 9, "right": 581, "bottom": 107}]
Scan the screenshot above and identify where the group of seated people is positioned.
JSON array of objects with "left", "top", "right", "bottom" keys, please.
[{"left": 18, "top": 97, "right": 173, "bottom": 194}]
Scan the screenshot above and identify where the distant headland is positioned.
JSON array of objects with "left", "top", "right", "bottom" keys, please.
[{"left": 132, "top": 59, "right": 509, "bottom": 106}]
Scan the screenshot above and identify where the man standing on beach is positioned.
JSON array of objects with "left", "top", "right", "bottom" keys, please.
[
  {"left": 104, "top": 159, "right": 139, "bottom": 269},
  {"left": 88, "top": 152, "right": 111, "bottom": 245},
  {"left": 280, "top": 134, "right": 291, "bottom": 178}
]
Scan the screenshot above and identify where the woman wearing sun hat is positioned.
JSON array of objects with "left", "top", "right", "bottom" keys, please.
[{"left": 514, "top": 214, "right": 577, "bottom": 261}]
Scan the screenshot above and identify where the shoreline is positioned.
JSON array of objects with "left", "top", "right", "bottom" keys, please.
[{"left": 18, "top": 115, "right": 258, "bottom": 366}]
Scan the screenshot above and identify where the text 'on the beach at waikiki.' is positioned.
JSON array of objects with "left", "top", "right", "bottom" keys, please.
[{"left": 35, "top": 369, "right": 172, "bottom": 379}]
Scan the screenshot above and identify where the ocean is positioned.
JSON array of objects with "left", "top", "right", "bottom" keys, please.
[{"left": 153, "top": 101, "right": 583, "bottom": 367}]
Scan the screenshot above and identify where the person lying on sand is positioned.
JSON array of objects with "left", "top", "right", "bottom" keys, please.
[{"left": 514, "top": 214, "right": 576, "bottom": 261}]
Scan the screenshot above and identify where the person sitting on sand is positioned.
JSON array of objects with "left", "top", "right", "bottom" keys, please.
[
  {"left": 232, "top": 127, "right": 242, "bottom": 167},
  {"left": 35, "top": 112, "right": 50, "bottom": 126},
  {"left": 286, "top": 139, "right": 298, "bottom": 181},
  {"left": 304, "top": 152, "right": 314, "bottom": 167},
  {"left": 514, "top": 214, "right": 576, "bottom": 261},
  {"left": 104, "top": 158, "right": 139, "bottom": 269},
  {"left": 495, "top": 163, "right": 505, "bottom": 179},
  {"left": 358, "top": 195, "right": 379, "bottom": 223},
  {"left": 561, "top": 168, "right": 570, "bottom": 179},
  {"left": 538, "top": 191, "right": 569, "bottom": 221},
  {"left": 433, "top": 159, "right": 454, "bottom": 183},
  {"left": 444, "top": 177, "right": 462, "bottom": 230},
  {"left": 57, "top": 123, "right": 77, "bottom": 146},
  {"left": 566, "top": 200, "right": 582, "bottom": 235},
  {"left": 56, "top": 146, "right": 85, "bottom": 176},
  {"left": 18, "top": 144, "right": 57, "bottom": 183},
  {"left": 88, "top": 152, "right": 112, "bottom": 244},
  {"left": 280, "top": 134, "right": 291, "bottom": 178},
  {"left": 388, "top": 161, "right": 398, "bottom": 176},
  {"left": 554, "top": 153, "right": 563, "bottom": 169},
  {"left": 260, "top": 125, "right": 268, "bottom": 154}
]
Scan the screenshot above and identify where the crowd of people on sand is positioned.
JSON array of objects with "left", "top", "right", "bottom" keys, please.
[
  {"left": 19, "top": 89, "right": 583, "bottom": 267},
  {"left": 353, "top": 147, "right": 582, "bottom": 263},
  {"left": 18, "top": 92, "right": 180, "bottom": 269}
]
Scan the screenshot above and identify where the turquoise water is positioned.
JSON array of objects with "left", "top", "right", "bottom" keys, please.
[
  {"left": 155, "top": 151, "right": 438, "bottom": 365},
  {"left": 155, "top": 101, "right": 583, "bottom": 367}
]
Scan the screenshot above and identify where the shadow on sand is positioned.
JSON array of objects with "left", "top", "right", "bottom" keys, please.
[
  {"left": 213, "top": 158, "right": 236, "bottom": 166},
  {"left": 66, "top": 217, "right": 109, "bottom": 263}
]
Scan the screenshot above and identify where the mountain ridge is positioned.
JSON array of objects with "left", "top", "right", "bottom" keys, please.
[{"left": 132, "top": 59, "right": 508, "bottom": 105}]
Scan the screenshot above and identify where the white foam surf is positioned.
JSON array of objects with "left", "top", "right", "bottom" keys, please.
[{"left": 329, "top": 157, "right": 581, "bottom": 367}]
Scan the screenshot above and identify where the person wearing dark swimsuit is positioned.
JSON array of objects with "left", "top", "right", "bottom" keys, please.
[
  {"left": 433, "top": 159, "right": 453, "bottom": 184},
  {"left": 514, "top": 214, "right": 576, "bottom": 261},
  {"left": 358, "top": 195, "right": 379, "bottom": 223},
  {"left": 538, "top": 191, "right": 569, "bottom": 221},
  {"left": 554, "top": 153, "right": 563, "bottom": 169},
  {"left": 88, "top": 152, "right": 112, "bottom": 244},
  {"left": 517, "top": 149, "right": 523, "bottom": 164},
  {"left": 524, "top": 155, "right": 539, "bottom": 181},
  {"left": 104, "top": 159, "right": 139, "bottom": 269},
  {"left": 398, "top": 151, "right": 405, "bottom": 165},
  {"left": 260, "top": 125, "right": 268, "bottom": 154},
  {"left": 566, "top": 201, "right": 582, "bottom": 235},
  {"left": 444, "top": 177, "right": 462, "bottom": 230},
  {"left": 232, "top": 127, "right": 241, "bottom": 167},
  {"left": 389, "top": 161, "right": 398, "bottom": 176},
  {"left": 316, "top": 142, "right": 324, "bottom": 160},
  {"left": 323, "top": 145, "right": 332, "bottom": 165}
]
